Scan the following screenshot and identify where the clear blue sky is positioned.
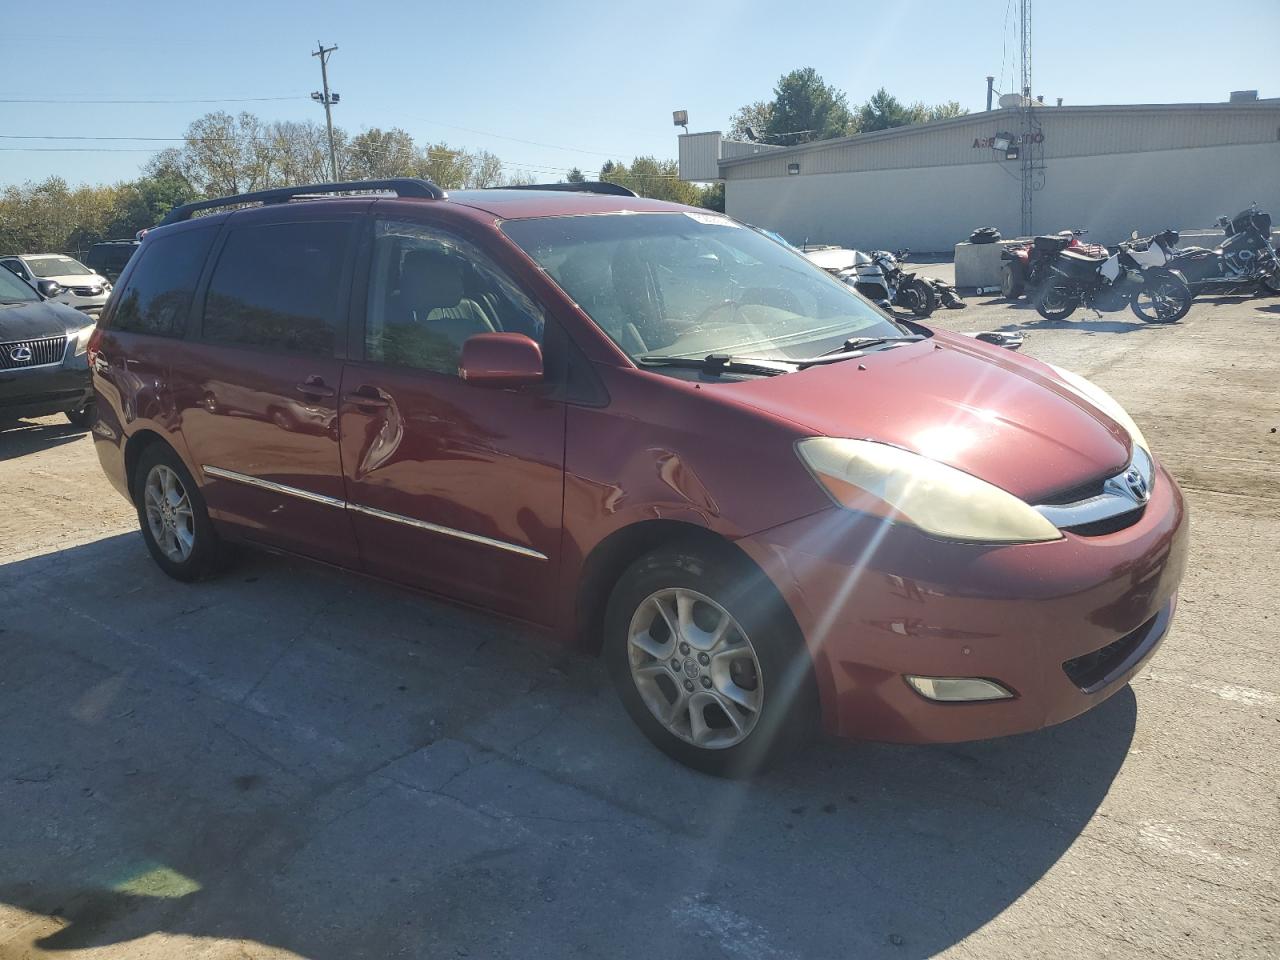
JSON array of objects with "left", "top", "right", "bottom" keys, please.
[{"left": 2, "top": 0, "right": 1277, "bottom": 188}]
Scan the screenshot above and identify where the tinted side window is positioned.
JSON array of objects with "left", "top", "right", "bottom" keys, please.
[
  {"left": 111, "top": 229, "right": 216, "bottom": 336},
  {"left": 365, "top": 219, "right": 544, "bottom": 375},
  {"left": 201, "top": 220, "right": 349, "bottom": 355}
]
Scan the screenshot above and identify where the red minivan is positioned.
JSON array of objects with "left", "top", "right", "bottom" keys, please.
[{"left": 89, "top": 179, "right": 1188, "bottom": 775}]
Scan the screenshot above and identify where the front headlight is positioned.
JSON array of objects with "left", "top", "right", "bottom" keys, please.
[
  {"left": 1046, "top": 363, "right": 1148, "bottom": 454},
  {"left": 73, "top": 322, "right": 96, "bottom": 356},
  {"left": 796, "top": 437, "right": 1062, "bottom": 543}
]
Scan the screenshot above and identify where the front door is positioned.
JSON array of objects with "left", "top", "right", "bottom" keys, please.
[
  {"left": 338, "top": 216, "right": 565, "bottom": 625},
  {"left": 171, "top": 211, "right": 361, "bottom": 567}
]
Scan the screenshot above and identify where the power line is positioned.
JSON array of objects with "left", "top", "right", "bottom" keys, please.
[{"left": 0, "top": 95, "right": 306, "bottom": 104}]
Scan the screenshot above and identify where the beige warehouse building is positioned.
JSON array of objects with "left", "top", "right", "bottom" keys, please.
[{"left": 678, "top": 96, "right": 1280, "bottom": 251}]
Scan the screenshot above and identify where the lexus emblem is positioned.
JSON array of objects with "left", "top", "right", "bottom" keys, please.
[{"left": 9, "top": 345, "right": 32, "bottom": 363}]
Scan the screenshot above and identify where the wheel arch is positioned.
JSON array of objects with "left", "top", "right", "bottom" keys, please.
[
  {"left": 575, "top": 519, "right": 770, "bottom": 656},
  {"left": 123, "top": 429, "right": 179, "bottom": 504}
]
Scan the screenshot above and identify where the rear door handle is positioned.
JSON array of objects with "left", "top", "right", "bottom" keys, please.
[
  {"left": 343, "top": 386, "right": 390, "bottom": 408},
  {"left": 295, "top": 378, "right": 336, "bottom": 398}
]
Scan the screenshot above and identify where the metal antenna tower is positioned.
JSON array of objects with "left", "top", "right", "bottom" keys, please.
[{"left": 1018, "top": 0, "right": 1042, "bottom": 237}]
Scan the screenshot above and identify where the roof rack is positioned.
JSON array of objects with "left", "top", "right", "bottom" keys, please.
[
  {"left": 159, "top": 178, "right": 447, "bottom": 226},
  {"left": 498, "top": 181, "right": 639, "bottom": 198}
]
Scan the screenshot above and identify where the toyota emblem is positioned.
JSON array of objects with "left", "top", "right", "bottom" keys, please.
[
  {"left": 1124, "top": 468, "right": 1150, "bottom": 502},
  {"left": 9, "top": 345, "right": 32, "bottom": 363}
]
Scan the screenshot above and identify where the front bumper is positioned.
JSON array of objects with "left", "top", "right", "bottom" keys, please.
[
  {"left": 737, "top": 461, "right": 1189, "bottom": 743},
  {"left": 0, "top": 351, "right": 92, "bottom": 420},
  {"left": 55, "top": 292, "right": 109, "bottom": 316}
]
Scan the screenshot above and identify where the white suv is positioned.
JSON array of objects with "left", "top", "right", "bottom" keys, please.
[{"left": 0, "top": 254, "right": 112, "bottom": 316}]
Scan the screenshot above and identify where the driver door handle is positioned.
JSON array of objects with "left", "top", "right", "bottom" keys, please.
[
  {"left": 295, "top": 377, "right": 336, "bottom": 399},
  {"left": 343, "top": 386, "right": 390, "bottom": 408}
]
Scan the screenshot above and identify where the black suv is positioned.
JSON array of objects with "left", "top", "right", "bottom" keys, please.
[
  {"left": 0, "top": 267, "right": 97, "bottom": 427},
  {"left": 85, "top": 240, "right": 141, "bottom": 284}
]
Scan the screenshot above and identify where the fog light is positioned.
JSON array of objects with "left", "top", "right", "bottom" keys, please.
[{"left": 905, "top": 676, "right": 1013, "bottom": 702}]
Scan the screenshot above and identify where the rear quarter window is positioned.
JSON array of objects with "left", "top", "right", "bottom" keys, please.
[
  {"left": 110, "top": 228, "right": 217, "bottom": 337},
  {"left": 199, "top": 220, "right": 350, "bottom": 356}
]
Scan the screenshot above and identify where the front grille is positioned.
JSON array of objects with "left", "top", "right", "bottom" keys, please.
[
  {"left": 69, "top": 286, "right": 102, "bottom": 297},
  {"left": 0, "top": 335, "right": 67, "bottom": 370},
  {"left": 1062, "top": 612, "right": 1159, "bottom": 692},
  {"left": 1038, "top": 474, "right": 1111, "bottom": 505},
  {"left": 1067, "top": 507, "right": 1146, "bottom": 537}
]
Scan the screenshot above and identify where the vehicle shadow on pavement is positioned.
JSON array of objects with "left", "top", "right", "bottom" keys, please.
[
  {"left": 0, "top": 534, "right": 1137, "bottom": 960},
  {"left": 0, "top": 419, "right": 90, "bottom": 463}
]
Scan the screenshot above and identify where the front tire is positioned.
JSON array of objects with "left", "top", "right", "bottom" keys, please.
[
  {"left": 133, "top": 444, "right": 226, "bottom": 581},
  {"left": 603, "top": 542, "right": 817, "bottom": 777},
  {"left": 1001, "top": 261, "right": 1026, "bottom": 300},
  {"left": 1035, "top": 279, "right": 1078, "bottom": 321},
  {"left": 1261, "top": 271, "right": 1280, "bottom": 295},
  {"left": 1131, "top": 276, "right": 1192, "bottom": 323},
  {"left": 65, "top": 397, "right": 96, "bottom": 429}
]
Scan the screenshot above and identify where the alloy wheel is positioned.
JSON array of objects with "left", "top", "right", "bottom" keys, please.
[
  {"left": 627, "top": 588, "right": 764, "bottom": 749},
  {"left": 143, "top": 464, "right": 196, "bottom": 562}
]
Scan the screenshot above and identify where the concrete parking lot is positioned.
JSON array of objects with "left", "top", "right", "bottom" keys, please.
[{"left": 1, "top": 290, "right": 1277, "bottom": 959}]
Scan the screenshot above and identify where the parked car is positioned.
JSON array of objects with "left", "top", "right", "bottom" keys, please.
[
  {"left": 85, "top": 239, "right": 141, "bottom": 284},
  {"left": 89, "top": 178, "right": 1188, "bottom": 776},
  {"left": 0, "top": 253, "right": 112, "bottom": 317},
  {"left": 0, "top": 266, "right": 97, "bottom": 426}
]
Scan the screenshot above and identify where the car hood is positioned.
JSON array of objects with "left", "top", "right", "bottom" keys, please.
[
  {"left": 44, "top": 273, "right": 107, "bottom": 288},
  {"left": 0, "top": 299, "right": 88, "bottom": 340},
  {"left": 725, "top": 331, "right": 1132, "bottom": 503}
]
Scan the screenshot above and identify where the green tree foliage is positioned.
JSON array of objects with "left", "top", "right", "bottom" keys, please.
[
  {"left": 600, "top": 157, "right": 702, "bottom": 205},
  {"left": 730, "top": 73, "right": 970, "bottom": 144},
  {"left": 727, "top": 100, "right": 775, "bottom": 142},
  {"left": 565, "top": 167, "right": 586, "bottom": 183},
  {"left": 346, "top": 127, "right": 419, "bottom": 179},
  {"left": 764, "top": 68, "right": 856, "bottom": 145}
]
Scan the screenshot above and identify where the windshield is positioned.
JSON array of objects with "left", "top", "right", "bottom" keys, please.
[
  {"left": 0, "top": 266, "right": 39, "bottom": 303},
  {"left": 27, "top": 255, "right": 93, "bottom": 278},
  {"left": 502, "top": 212, "right": 902, "bottom": 362}
]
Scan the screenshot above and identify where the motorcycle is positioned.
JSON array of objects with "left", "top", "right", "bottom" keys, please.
[
  {"left": 920, "top": 273, "right": 967, "bottom": 310},
  {"left": 842, "top": 249, "right": 936, "bottom": 317},
  {"left": 1000, "top": 229, "right": 1108, "bottom": 300},
  {"left": 1035, "top": 230, "right": 1193, "bottom": 324},
  {"left": 1167, "top": 204, "right": 1280, "bottom": 297}
]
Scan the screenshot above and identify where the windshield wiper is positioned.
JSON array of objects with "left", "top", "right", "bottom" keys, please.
[
  {"left": 638, "top": 353, "right": 791, "bottom": 377},
  {"left": 820, "top": 334, "right": 925, "bottom": 357}
]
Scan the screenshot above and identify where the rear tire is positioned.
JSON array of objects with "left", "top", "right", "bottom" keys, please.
[
  {"left": 1035, "top": 279, "right": 1078, "bottom": 321},
  {"left": 1131, "top": 277, "right": 1192, "bottom": 323},
  {"left": 1261, "top": 272, "right": 1280, "bottom": 295},
  {"left": 1001, "top": 262, "right": 1026, "bottom": 300},
  {"left": 603, "top": 541, "right": 817, "bottom": 777},
  {"left": 133, "top": 444, "right": 227, "bottom": 582}
]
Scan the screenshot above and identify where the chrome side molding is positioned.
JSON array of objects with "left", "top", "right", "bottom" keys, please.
[{"left": 200, "top": 464, "right": 546, "bottom": 561}]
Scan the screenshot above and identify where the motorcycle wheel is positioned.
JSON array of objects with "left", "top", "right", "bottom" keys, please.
[
  {"left": 1001, "top": 262, "right": 1026, "bottom": 300},
  {"left": 1262, "top": 272, "right": 1280, "bottom": 295},
  {"left": 908, "top": 278, "right": 936, "bottom": 317},
  {"left": 1035, "top": 280, "right": 1077, "bottom": 321},
  {"left": 1131, "top": 277, "right": 1192, "bottom": 324}
]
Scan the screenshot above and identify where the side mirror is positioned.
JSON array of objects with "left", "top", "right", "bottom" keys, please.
[
  {"left": 36, "top": 279, "right": 62, "bottom": 299},
  {"left": 459, "top": 332, "right": 543, "bottom": 388}
]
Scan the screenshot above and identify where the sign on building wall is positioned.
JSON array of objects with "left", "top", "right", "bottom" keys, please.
[{"left": 973, "top": 132, "right": 1044, "bottom": 149}]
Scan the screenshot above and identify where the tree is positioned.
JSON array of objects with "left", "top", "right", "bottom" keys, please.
[
  {"left": 727, "top": 100, "right": 774, "bottom": 142},
  {"left": 764, "top": 68, "right": 856, "bottom": 145},
  {"left": 464, "top": 150, "right": 504, "bottom": 189},
  {"left": 565, "top": 167, "right": 586, "bottom": 183},
  {"left": 696, "top": 182, "right": 725, "bottom": 212},
  {"left": 600, "top": 157, "right": 701, "bottom": 205},
  {"left": 858, "top": 88, "right": 970, "bottom": 131},
  {"left": 346, "top": 127, "right": 418, "bottom": 179}
]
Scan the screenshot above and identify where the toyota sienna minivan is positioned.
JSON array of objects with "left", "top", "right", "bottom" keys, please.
[{"left": 88, "top": 178, "right": 1187, "bottom": 775}]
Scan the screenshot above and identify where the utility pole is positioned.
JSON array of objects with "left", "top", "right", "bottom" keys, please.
[
  {"left": 986, "top": 76, "right": 995, "bottom": 111},
  {"left": 311, "top": 42, "right": 340, "bottom": 181}
]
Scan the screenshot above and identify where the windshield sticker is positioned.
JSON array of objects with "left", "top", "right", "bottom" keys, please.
[{"left": 683, "top": 211, "right": 738, "bottom": 227}]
